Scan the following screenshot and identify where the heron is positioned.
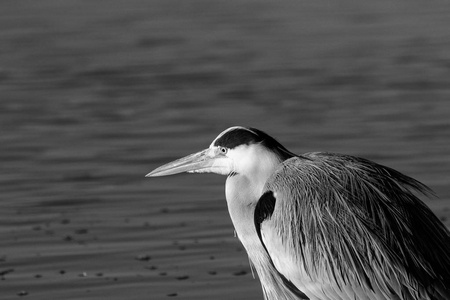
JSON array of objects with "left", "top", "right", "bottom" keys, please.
[{"left": 146, "top": 126, "right": 450, "bottom": 300}]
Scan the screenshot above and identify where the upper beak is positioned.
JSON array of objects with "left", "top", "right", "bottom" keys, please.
[{"left": 146, "top": 149, "right": 214, "bottom": 177}]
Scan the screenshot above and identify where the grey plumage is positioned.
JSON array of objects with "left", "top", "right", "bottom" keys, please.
[{"left": 258, "top": 153, "right": 450, "bottom": 300}]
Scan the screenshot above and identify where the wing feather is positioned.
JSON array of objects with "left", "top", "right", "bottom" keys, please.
[{"left": 256, "top": 153, "right": 450, "bottom": 300}]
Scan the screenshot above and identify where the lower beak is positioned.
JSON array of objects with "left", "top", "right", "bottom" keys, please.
[{"left": 146, "top": 149, "right": 213, "bottom": 177}]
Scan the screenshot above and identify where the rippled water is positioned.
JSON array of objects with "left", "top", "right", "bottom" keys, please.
[{"left": 1, "top": 0, "right": 449, "bottom": 299}]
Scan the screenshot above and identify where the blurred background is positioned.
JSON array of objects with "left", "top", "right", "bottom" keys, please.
[{"left": 1, "top": 0, "right": 449, "bottom": 299}]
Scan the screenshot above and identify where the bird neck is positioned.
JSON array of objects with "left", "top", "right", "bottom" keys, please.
[
  {"left": 225, "top": 149, "right": 282, "bottom": 210},
  {"left": 225, "top": 154, "right": 303, "bottom": 300},
  {"left": 224, "top": 149, "right": 283, "bottom": 256}
]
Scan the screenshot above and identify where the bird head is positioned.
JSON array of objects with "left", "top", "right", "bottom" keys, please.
[{"left": 146, "top": 126, "right": 296, "bottom": 178}]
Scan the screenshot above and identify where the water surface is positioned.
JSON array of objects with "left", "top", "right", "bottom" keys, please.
[{"left": 1, "top": 0, "right": 450, "bottom": 299}]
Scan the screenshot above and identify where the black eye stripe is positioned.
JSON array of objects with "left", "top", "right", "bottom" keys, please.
[
  {"left": 213, "top": 128, "right": 261, "bottom": 149},
  {"left": 213, "top": 127, "right": 296, "bottom": 161}
]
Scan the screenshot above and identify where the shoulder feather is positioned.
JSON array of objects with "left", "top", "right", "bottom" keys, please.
[{"left": 260, "top": 153, "right": 450, "bottom": 300}]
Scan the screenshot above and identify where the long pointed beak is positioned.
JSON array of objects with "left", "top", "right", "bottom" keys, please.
[{"left": 146, "top": 149, "right": 213, "bottom": 177}]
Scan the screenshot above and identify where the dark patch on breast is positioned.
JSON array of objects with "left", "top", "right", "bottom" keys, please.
[
  {"left": 254, "top": 191, "right": 276, "bottom": 241},
  {"left": 254, "top": 190, "right": 310, "bottom": 299}
]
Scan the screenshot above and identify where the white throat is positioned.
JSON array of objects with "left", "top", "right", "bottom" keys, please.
[{"left": 224, "top": 145, "right": 282, "bottom": 252}]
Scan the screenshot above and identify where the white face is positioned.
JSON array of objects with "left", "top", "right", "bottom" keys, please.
[{"left": 208, "top": 143, "right": 282, "bottom": 179}]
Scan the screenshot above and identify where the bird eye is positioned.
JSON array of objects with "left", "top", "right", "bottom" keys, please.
[{"left": 219, "top": 147, "right": 228, "bottom": 155}]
